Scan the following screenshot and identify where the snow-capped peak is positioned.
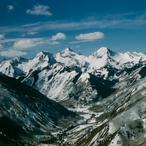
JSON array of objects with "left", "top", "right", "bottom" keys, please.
[
  {"left": 64, "top": 48, "right": 74, "bottom": 53},
  {"left": 55, "top": 48, "right": 88, "bottom": 70},
  {"left": 35, "top": 51, "right": 56, "bottom": 63},
  {"left": 62, "top": 48, "right": 78, "bottom": 56},
  {"left": 18, "top": 51, "right": 56, "bottom": 74},
  {"left": 36, "top": 51, "right": 53, "bottom": 58},
  {"left": 114, "top": 51, "right": 146, "bottom": 68},
  {"left": 1, "top": 47, "right": 146, "bottom": 80},
  {"left": 96, "top": 47, "right": 109, "bottom": 56},
  {"left": 94, "top": 47, "right": 116, "bottom": 57}
]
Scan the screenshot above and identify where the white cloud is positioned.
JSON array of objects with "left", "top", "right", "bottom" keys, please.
[
  {"left": 13, "top": 39, "right": 37, "bottom": 49},
  {"left": 0, "top": 50, "right": 26, "bottom": 57},
  {"left": 75, "top": 32, "right": 104, "bottom": 42},
  {"left": 1, "top": 13, "right": 146, "bottom": 34},
  {"left": 0, "top": 33, "right": 66, "bottom": 57},
  {"left": 51, "top": 32, "right": 66, "bottom": 41},
  {"left": 0, "top": 34, "right": 4, "bottom": 40},
  {"left": 0, "top": 32, "right": 66, "bottom": 58},
  {"left": 8, "top": 5, "right": 14, "bottom": 11},
  {"left": 26, "top": 5, "right": 52, "bottom": 16},
  {"left": 0, "top": 35, "right": 4, "bottom": 49},
  {"left": 12, "top": 37, "right": 61, "bottom": 50}
]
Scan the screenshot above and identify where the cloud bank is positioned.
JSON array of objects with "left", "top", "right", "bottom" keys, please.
[
  {"left": 26, "top": 5, "right": 52, "bottom": 16},
  {"left": 0, "top": 50, "right": 26, "bottom": 57},
  {"left": 75, "top": 32, "right": 104, "bottom": 42},
  {"left": 51, "top": 32, "right": 66, "bottom": 41}
]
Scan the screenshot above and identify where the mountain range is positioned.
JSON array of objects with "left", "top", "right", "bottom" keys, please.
[{"left": 0, "top": 47, "right": 146, "bottom": 146}]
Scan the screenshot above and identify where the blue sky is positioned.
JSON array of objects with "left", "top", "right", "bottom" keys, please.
[{"left": 0, "top": 0, "right": 146, "bottom": 57}]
